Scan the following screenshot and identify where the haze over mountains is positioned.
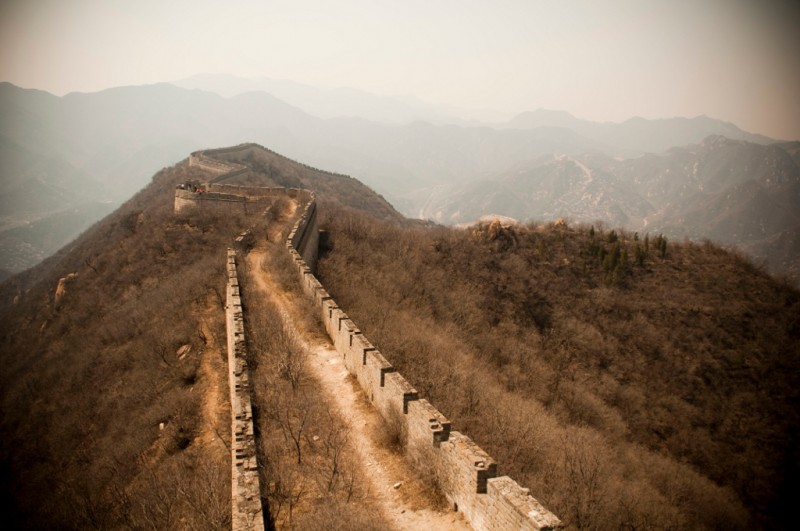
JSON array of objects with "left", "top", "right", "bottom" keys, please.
[
  {"left": 1, "top": 75, "right": 798, "bottom": 283},
  {"left": 4, "top": 142, "right": 798, "bottom": 530},
  {"left": 172, "top": 73, "right": 484, "bottom": 126}
]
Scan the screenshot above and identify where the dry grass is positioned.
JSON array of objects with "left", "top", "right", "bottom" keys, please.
[
  {"left": 316, "top": 207, "right": 800, "bottom": 530},
  {"left": 0, "top": 161, "right": 260, "bottom": 528}
]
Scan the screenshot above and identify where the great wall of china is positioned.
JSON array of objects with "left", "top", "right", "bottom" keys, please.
[
  {"left": 179, "top": 144, "right": 562, "bottom": 530},
  {"left": 225, "top": 248, "right": 266, "bottom": 531}
]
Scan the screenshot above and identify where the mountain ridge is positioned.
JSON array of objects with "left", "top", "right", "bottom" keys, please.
[
  {"left": 506, "top": 108, "right": 777, "bottom": 153},
  {"left": 1, "top": 80, "right": 796, "bottom": 283},
  {"left": 3, "top": 144, "right": 798, "bottom": 529},
  {"left": 414, "top": 135, "right": 800, "bottom": 284}
]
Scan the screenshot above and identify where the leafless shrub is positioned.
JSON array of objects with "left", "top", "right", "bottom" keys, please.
[{"left": 314, "top": 206, "right": 799, "bottom": 529}]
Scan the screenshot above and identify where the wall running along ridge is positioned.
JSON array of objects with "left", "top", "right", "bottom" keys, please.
[
  {"left": 285, "top": 197, "right": 562, "bottom": 531},
  {"left": 225, "top": 249, "right": 265, "bottom": 531},
  {"left": 178, "top": 143, "right": 330, "bottom": 217},
  {"left": 185, "top": 145, "right": 562, "bottom": 530},
  {"left": 194, "top": 143, "right": 352, "bottom": 180}
]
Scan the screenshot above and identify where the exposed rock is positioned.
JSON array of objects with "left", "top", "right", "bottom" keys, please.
[
  {"left": 54, "top": 273, "right": 78, "bottom": 303},
  {"left": 177, "top": 344, "right": 192, "bottom": 359}
]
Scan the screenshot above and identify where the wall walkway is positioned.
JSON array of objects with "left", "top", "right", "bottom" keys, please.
[
  {"left": 284, "top": 192, "right": 562, "bottom": 531},
  {"left": 225, "top": 249, "right": 265, "bottom": 531},
  {"left": 189, "top": 146, "right": 562, "bottom": 530}
]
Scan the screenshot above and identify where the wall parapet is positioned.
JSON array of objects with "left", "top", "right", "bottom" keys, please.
[
  {"left": 284, "top": 198, "right": 562, "bottom": 531},
  {"left": 225, "top": 249, "right": 265, "bottom": 531},
  {"left": 196, "top": 142, "right": 353, "bottom": 180},
  {"left": 193, "top": 145, "right": 561, "bottom": 530},
  {"left": 178, "top": 146, "right": 318, "bottom": 217}
]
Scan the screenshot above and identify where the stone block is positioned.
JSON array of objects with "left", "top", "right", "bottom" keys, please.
[
  {"left": 321, "top": 299, "right": 339, "bottom": 335},
  {"left": 438, "top": 431, "right": 496, "bottom": 495},
  {"left": 334, "top": 318, "right": 358, "bottom": 363},
  {"left": 485, "top": 476, "right": 562, "bottom": 530},
  {"left": 326, "top": 307, "right": 348, "bottom": 343},
  {"left": 383, "top": 372, "right": 419, "bottom": 414},
  {"left": 360, "top": 349, "right": 394, "bottom": 402},
  {"left": 374, "top": 371, "right": 418, "bottom": 420},
  {"left": 406, "top": 399, "right": 451, "bottom": 448}
]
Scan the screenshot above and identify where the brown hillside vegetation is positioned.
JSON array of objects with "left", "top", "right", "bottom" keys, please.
[
  {"left": 207, "top": 144, "right": 403, "bottom": 223},
  {"left": 316, "top": 209, "right": 800, "bottom": 530},
  {"left": 0, "top": 161, "right": 241, "bottom": 528},
  {"left": 0, "top": 148, "right": 399, "bottom": 529},
  {"left": 3, "top": 142, "right": 798, "bottom": 529}
]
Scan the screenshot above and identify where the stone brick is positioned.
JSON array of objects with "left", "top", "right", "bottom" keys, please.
[
  {"left": 224, "top": 249, "right": 265, "bottom": 531},
  {"left": 375, "top": 372, "right": 418, "bottom": 419},
  {"left": 406, "top": 399, "right": 451, "bottom": 447}
]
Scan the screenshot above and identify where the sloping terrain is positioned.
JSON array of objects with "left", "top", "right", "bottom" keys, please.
[
  {"left": 0, "top": 160, "right": 238, "bottom": 528},
  {"left": 2, "top": 142, "right": 798, "bottom": 528},
  {"left": 317, "top": 209, "right": 800, "bottom": 530},
  {"left": 243, "top": 242, "right": 468, "bottom": 530},
  {"left": 5, "top": 81, "right": 786, "bottom": 279},
  {"left": 0, "top": 146, "right": 403, "bottom": 528},
  {"left": 416, "top": 136, "right": 800, "bottom": 283}
]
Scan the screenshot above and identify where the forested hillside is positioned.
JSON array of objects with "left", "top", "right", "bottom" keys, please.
[
  {"left": 317, "top": 209, "right": 800, "bottom": 530},
  {"left": 0, "top": 145, "right": 401, "bottom": 529},
  {"left": 3, "top": 141, "right": 798, "bottom": 528},
  {"left": 0, "top": 160, "right": 240, "bottom": 528}
]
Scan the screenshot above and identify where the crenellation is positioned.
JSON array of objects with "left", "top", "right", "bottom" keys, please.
[
  {"left": 313, "top": 286, "right": 331, "bottom": 306},
  {"left": 481, "top": 476, "right": 563, "bottom": 531},
  {"left": 330, "top": 308, "right": 347, "bottom": 331},
  {"left": 198, "top": 146, "right": 560, "bottom": 530},
  {"left": 407, "top": 399, "right": 451, "bottom": 447},
  {"left": 333, "top": 317, "right": 356, "bottom": 350},
  {"left": 371, "top": 367, "right": 416, "bottom": 421},
  {"left": 370, "top": 350, "right": 394, "bottom": 385},
  {"left": 360, "top": 349, "right": 394, "bottom": 401},
  {"left": 278, "top": 187, "right": 562, "bottom": 529},
  {"left": 225, "top": 248, "right": 265, "bottom": 531},
  {"left": 383, "top": 372, "right": 419, "bottom": 414},
  {"left": 320, "top": 299, "right": 339, "bottom": 336},
  {"left": 349, "top": 333, "right": 374, "bottom": 363}
]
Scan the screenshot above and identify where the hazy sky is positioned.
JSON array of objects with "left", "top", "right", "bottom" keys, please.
[{"left": 2, "top": 0, "right": 799, "bottom": 139}]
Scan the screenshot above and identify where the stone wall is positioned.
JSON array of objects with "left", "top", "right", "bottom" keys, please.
[
  {"left": 225, "top": 249, "right": 265, "bottom": 531},
  {"left": 191, "top": 145, "right": 561, "bottom": 530},
  {"left": 189, "top": 152, "right": 243, "bottom": 175},
  {"left": 174, "top": 185, "right": 304, "bottom": 217},
  {"left": 285, "top": 205, "right": 562, "bottom": 530},
  {"left": 287, "top": 195, "right": 319, "bottom": 271},
  {"left": 174, "top": 189, "right": 256, "bottom": 216},
  {"left": 198, "top": 142, "right": 351, "bottom": 179},
  {"left": 177, "top": 146, "right": 321, "bottom": 218}
]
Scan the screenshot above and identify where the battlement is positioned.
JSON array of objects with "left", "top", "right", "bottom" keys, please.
[
  {"left": 282, "top": 186, "right": 562, "bottom": 531},
  {"left": 177, "top": 147, "right": 318, "bottom": 217},
  {"left": 198, "top": 144, "right": 562, "bottom": 530},
  {"left": 225, "top": 249, "right": 265, "bottom": 531}
]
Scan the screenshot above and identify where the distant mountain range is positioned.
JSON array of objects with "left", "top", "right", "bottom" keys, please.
[
  {"left": 415, "top": 136, "right": 800, "bottom": 282},
  {"left": 1, "top": 79, "right": 797, "bottom": 283},
  {"left": 172, "top": 73, "right": 481, "bottom": 125},
  {"left": 505, "top": 108, "right": 776, "bottom": 154}
]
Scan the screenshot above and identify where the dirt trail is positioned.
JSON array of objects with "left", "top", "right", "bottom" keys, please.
[
  {"left": 195, "top": 297, "right": 229, "bottom": 454},
  {"left": 245, "top": 244, "right": 469, "bottom": 531}
]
